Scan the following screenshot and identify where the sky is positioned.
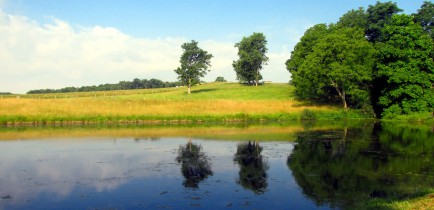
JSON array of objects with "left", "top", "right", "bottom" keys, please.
[{"left": 0, "top": 0, "right": 427, "bottom": 93}]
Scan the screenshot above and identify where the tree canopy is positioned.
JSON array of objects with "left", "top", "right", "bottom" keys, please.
[
  {"left": 174, "top": 40, "right": 213, "bottom": 94},
  {"left": 375, "top": 14, "right": 434, "bottom": 118},
  {"left": 414, "top": 1, "right": 434, "bottom": 39},
  {"left": 27, "top": 78, "right": 179, "bottom": 94},
  {"left": 337, "top": 7, "right": 367, "bottom": 29},
  {"left": 233, "top": 32, "right": 269, "bottom": 86},
  {"left": 289, "top": 26, "right": 376, "bottom": 109},
  {"left": 287, "top": 1, "right": 434, "bottom": 118},
  {"left": 365, "top": 1, "right": 402, "bottom": 42}
]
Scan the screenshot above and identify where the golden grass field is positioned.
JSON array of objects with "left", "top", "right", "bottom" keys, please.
[{"left": 0, "top": 83, "right": 339, "bottom": 124}]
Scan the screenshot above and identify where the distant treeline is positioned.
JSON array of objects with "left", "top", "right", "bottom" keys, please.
[
  {"left": 0, "top": 92, "right": 12, "bottom": 95},
  {"left": 27, "top": 78, "right": 181, "bottom": 94}
]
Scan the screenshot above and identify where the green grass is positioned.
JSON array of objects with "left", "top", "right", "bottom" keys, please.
[
  {"left": 0, "top": 82, "right": 373, "bottom": 124},
  {"left": 359, "top": 189, "right": 434, "bottom": 210}
]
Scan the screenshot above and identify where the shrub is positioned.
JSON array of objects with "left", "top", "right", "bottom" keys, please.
[{"left": 300, "top": 109, "right": 316, "bottom": 121}]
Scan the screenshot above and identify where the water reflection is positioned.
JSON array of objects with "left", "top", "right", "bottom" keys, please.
[
  {"left": 233, "top": 141, "right": 268, "bottom": 194},
  {"left": 176, "top": 139, "right": 213, "bottom": 188},
  {"left": 288, "top": 123, "right": 434, "bottom": 209},
  {"left": 0, "top": 123, "right": 432, "bottom": 209}
]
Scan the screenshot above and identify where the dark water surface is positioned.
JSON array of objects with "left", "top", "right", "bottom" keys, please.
[{"left": 0, "top": 122, "right": 433, "bottom": 209}]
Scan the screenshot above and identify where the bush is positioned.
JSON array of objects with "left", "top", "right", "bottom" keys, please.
[{"left": 300, "top": 109, "right": 316, "bottom": 121}]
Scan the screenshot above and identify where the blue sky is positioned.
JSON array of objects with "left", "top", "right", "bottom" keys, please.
[{"left": 0, "top": 0, "right": 427, "bottom": 93}]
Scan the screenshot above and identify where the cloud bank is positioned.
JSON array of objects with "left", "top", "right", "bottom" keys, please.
[{"left": 0, "top": 10, "right": 290, "bottom": 93}]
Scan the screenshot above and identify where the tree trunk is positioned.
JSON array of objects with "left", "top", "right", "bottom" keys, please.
[
  {"left": 342, "top": 95, "right": 348, "bottom": 110},
  {"left": 188, "top": 78, "right": 191, "bottom": 94},
  {"left": 255, "top": 68, "right": 259, "bottom": 87},
  {"left": 188, "top": 138, "right": 192, "bottom": 152},
  {"left": 331, "top": 81, "right": 347, "bottom": 109}
]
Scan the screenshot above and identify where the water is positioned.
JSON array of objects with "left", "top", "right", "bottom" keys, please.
[{"left": 0, "top": 122, "right": 432, "bottom": 209}]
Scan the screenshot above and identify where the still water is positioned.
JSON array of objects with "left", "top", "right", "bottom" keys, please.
[{"left": 0, "top": 122, "right": 433, "bottom": 209}]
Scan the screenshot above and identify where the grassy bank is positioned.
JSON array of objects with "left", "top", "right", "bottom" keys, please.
[
  {"left": 0, "top": 83, "right": 369, "bottom": 124},
  {"left": 360, "top": 190, "right": 434, "bottom": 210}
]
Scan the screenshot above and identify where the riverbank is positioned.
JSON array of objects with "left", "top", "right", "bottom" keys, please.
[{"left": 361, "top": 191, "right": 434, "bottom": 210}]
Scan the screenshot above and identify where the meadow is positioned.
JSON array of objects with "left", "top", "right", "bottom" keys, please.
[{"left": 0, "top": 82, "right": 367, "bottom": 124}]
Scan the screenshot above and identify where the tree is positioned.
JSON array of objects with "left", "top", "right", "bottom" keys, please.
[
  {"left": 174, "top": 40, "right": 213, "bottom": 94},
  {"left": 176, "top": 140, "right": 213, "bottom": 188},
  {"left": 337, "top": 7, "right": 367, "bottom": 29},
  {"left": 215, "top": 76, "right": 227, "bottom": 82},
  {"left": 375, "top": 14, "right": 434, "bottom": 118},
  {"left": 286, "top": 24, "right": 330, "bottom": 100},
  {"left": 365, "top": 1, "right": 402, "bottom": 42},
  {"left": 234, "top": 141, "right": 268, "bottom": 194},
  {"left": 288, "top": 126, "right": 434, "bottom": 209},
  {"left": 131, "top": 78, "right": 143, "bottom": 89},
  {"left": 233, "top": 32, "right": 269, "bottom": 86},
  {"left": 414, "top": 1, "right": 434, "bottom": 39},
  {"left": 290, "top": 26, "right": 376, "bottom": 109}
]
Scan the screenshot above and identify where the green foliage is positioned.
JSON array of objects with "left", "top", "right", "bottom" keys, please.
[
  {"left": 287, "top": 1, "right": 434, "bottom": 119},
  {"left": 337, "top": 7, "right": 367, "bottom": 29},
  {"left": 176, "top": 142, "right": 213, "bottom": 188},
  {"left": 234, "top": 141, "right": 268, "bottom": 194},
  {"left": 286, "top": 24, "right": 328, "bottom": 76},
  {"left": 233, "top": 32, "right": 269, "bottom": 86},
  {"left": 414, "top": 1, "right": 434, "bottom": 39},
  {"left": 289, "top": 25, "right": 376, "bottom": 109},
  {"left": 375, "top": 14, "right": 434, "bottom": 118},
  {"left": 174, "top": 40, "right": 213, "bottom": 94},
  {"left": 27, "top": 78, "right": 180, "bottom": 94},
  {"left": 288, "top": 125, "right": 434, "bottom": 209},
  {"left": 365, "top": 1, "right": 402, "bottom": 42},
  {"left": 286, "top": 24, "right": 330, "bottom": 101},
  {"left": 214, "top": 76, "right": 227, "bottom": 82},
  {"left": 300, "top": 109, "right": 316, "bottom": 121}
]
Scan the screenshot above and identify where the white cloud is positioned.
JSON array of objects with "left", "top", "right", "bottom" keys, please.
[
  {"left": 0, "top": 11, "right": 187, "bottom": 93},
  {"left": 0, "top": 10, "right": 293, "bottom": 93}
]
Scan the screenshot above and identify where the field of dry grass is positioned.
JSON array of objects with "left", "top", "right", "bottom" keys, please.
[{"left": 0, "top": 83, "right": 345, "bottom": 124}]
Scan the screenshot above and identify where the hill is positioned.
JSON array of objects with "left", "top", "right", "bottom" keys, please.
[{"left": 0, "top": 82, "right": 362, "bottom": 124}]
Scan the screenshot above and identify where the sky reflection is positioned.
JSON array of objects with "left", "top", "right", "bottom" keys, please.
[{"left": 0, "top": 137, "right": 314, "bottom": 210}]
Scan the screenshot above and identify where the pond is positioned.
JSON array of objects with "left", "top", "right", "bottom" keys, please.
[{"left": 0, "top": 122, "right": 433, "bottom": 209}]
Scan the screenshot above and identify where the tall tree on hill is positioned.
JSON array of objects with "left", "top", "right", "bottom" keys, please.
[
  {"left": 365, "top": 1, "right": 402, "bottom": 43},
  {"left": 375, "top": 14, "right": 434, "bottom": 118},
  {"left": 233, "top": 32, "right": 269, "bottom": 86},
  {"left": 174, "top": 40, "right": 213, "bottom": 94}
]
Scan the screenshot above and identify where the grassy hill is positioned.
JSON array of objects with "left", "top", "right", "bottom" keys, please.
[{"left": 0, "top": 82, "right": 364, "bottom": 124}]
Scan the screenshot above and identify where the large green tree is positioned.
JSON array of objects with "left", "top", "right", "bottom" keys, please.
[
  {"left": 375, "top": 14, "right": 434, "bottom": 118},
  {"left": 288, "top": 26, "right": 376, "bottom": 109},
  {"left": 365, "top": 1, "right": 402, "bottom": 42},
  {"left": 174, "top": 40, "right": 213, "bottom": 94},
  {"left": 414, "top": 1, "right": 434, "bottom": 40},
  {"left": 233, "top": 32, "right": 269, "bottom": 86},
  {"left": 286, "top": 24, "right": 330, "bottom": 100}
]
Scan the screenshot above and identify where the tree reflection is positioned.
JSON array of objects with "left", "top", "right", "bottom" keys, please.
[
  {"left": 288, "top": 124, "right": 434, "bottom": 209},
  {"left": 176, "top": 139, "right": 213, "bottom": 188},
  {"left": 234, "top": 141, "right": 268, "bottom": 194}
]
